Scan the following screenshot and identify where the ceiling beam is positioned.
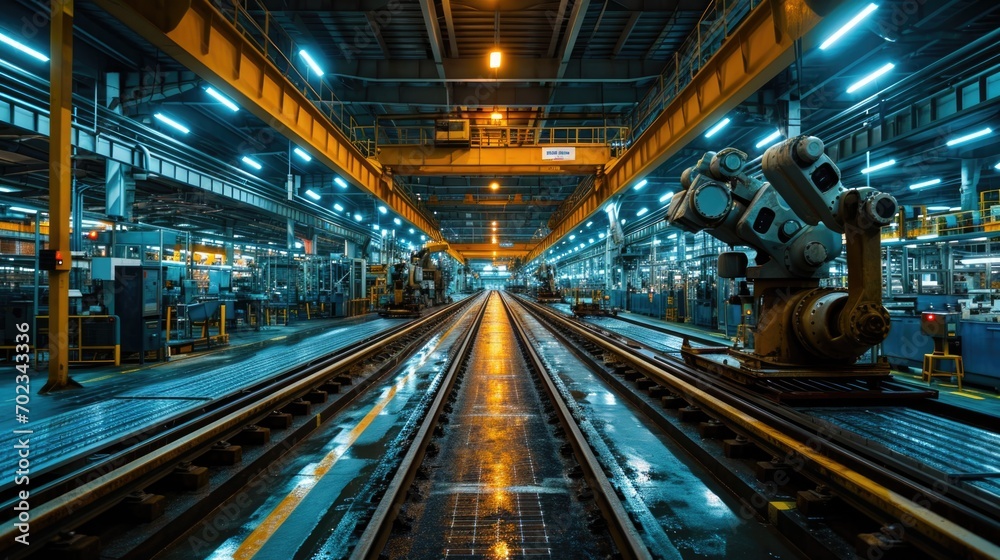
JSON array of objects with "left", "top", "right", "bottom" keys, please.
[
  {"left": 417, "top": 0, "right": 447, "bottom": 82},
  {"left": 91, "top": 0, "right": 440, "bottom": 245},
  {"left": 331, "top": 83, "right": 642, "bottom": 108},
  {"left": 329, "top": 58, "right": 665, "bottom": 83},
  {"left": 526, "top": 0, "right": 834, "bottom": 263},
  {"left": 261, "top": 0, "right": 705, "bottom": 11},
  {"left": 612, "top": 12, "right": 641, "bottom": 58},
  {"left": 364, "top": 11, "right": 391, "bottom": 57},
  {"left": 546, "top": 0, "right": 570, "bottom": 58},
  {"left": 441, "top": 0, "right": 459, "bottom": 58}
]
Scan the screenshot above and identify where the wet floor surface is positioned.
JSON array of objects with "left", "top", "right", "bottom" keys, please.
[
  {"left": 157, "top": 307, "right": 481, "bottom": 560},
  {"left": 385, "top": 294, "right": 612, "bottom": 559},
  {"left": 0, "top": 317, "right": 400, "bottom": 477},
  {"left": 517, "top": 302, "right": 803, "bottom": 559},
  {"left": 803, "top": 407, "right": 1000, "bottom": 498}
]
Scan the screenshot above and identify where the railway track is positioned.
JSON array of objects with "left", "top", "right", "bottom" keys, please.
[
  {"left": 0, "top": 296, "right": 481, "bottom": 559},
  {"left": 518, "top": 295, "right": 1000, "bottom": 560},
  {"left": 352, "top": 291, "right": 648, "bottom": 559}
]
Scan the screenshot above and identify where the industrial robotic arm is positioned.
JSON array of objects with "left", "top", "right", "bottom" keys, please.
[{"left": 668, "top": 136, "right": 897, "bottom": 370}]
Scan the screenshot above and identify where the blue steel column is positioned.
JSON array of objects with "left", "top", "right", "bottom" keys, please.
[{"left": 42, "top": 0, "right": 81, "bottom": 393}]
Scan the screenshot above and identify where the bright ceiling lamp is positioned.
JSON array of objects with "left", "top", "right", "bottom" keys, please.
[
  {"left": 293, "top": 147, "right": 312, "bottom": 161},
  {"left": 0, "top": 31, "right": 48, "bottom": 62},
  {"left": 205, "top": 87, "right": 239, "bottom": 111},
  {"left": 659, "top": 191, "right": 674, "bottom": 203},
  {"left": 633, "top": 179, "right": 648, "bottom": 190},
  {"left": 961, "top": 257, "right": 1000, "bottom": 265},
  {"left": 154, "top": 113, "right": 190, "bottom": 134},
  {"left": 908, "top": 178, "right": 941, "bottom": 190},
  {"left": 378, "top": 205, "right": 387, "bottom": 214},
  {"left": 861, "top": 159, "right": 895, "bottom": 173},
  {"left": 490, "top": 181, "right": 500, "bottom": 190},
  {"left": 995, "top": 161, "right": 1000, "bottom": 170},
  {"left": 846, "top": 62, "right": 894, "bottom": 93},
  {"left": 334, "top": 203, "right": 344, "bottom": 212},
  {"left": 945, "top": 127, "right": 992, "bottom": 147},
  {"left": 755, "top": 130, "right": 782, "bottom": 149},
  {"left": 819, "top": 3, "right": 878, "bottom": 50},
  {"left": 636, "top": 207, "right": 649, "bottom": 217},
  {"left": 334, "top": 177, "right": 348, "bottom": 188},
  {"left": 354, "top": 213, "right": 363, "bottom": 221},
  {"left": 489, "top": 50, "right": 502, "bottom": 69},
  {"left": 298, "top": 49, "right": 324, "bottom": 75},
  {"left": 304, "top": 189, "right": 321, "bottom": 200},
  {"left": 926, "top": 206, "right": 950, "bottom": 211},
  {"left": 393, "top": 217, "right": 402, "bottom": 225},
  {"left": 241, "top": 156, "right": 263, "bottom": 170},
  {"left": 704, "top": 118, "right": 731, "bottom": 138}
]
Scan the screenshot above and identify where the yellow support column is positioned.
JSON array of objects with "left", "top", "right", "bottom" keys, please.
[
  {"left": 219, "top": 303, "right": 227, "bottom": 342},
  {"left": 41, "top": 0, "right": 81, "bottom": 393}
]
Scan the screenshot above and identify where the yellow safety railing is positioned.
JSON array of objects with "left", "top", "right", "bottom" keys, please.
[
  {"left": 34, "top": 315, "right": 121, "bottom": 366},
  {"left": 367, "top": 124, "right": 629, "bottom": 148},
  {"left": 347, "top": 298, "right": 369, "bottom": 317}
]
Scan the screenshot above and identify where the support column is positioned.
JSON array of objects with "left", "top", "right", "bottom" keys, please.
[
  {"left": 785, "top": 98, "right": 801, "bottom": 138},
  {"left": 42, "top": 0, "right": 80, "bottom": 392},
  {"left": 960, "top": 159, "right": 981, "bottom": 211},
  {"left": 224, "top": 224, "right": 235, "bottom": 265}
]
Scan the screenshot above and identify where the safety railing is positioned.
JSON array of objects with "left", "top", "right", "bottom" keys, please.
[
  {"left": 882, "top": 207, "right": 1000, "bottom": 242},
  {"left": 366, "top": 124, "right": 629, "bottom": 148},
  {"left": 626, "top": 0, "right": 757, "bottom": 145},
  {"left": 219, "top": 0, "right": 375, "bottom": 156},
  {"left": 33, "top": 315, "right": 121, "bottom": 366}
]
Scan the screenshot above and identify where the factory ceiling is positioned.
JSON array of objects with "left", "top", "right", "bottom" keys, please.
[{"left": 0, "top": 0, "right": 999, "bottom": 269}]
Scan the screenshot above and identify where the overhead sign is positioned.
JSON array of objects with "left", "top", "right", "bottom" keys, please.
[
  {"left": 498, "top": 241, "right": 514, "bottom": 248},
  {"left": 541, "top": 147, "right": 576, "bottom": 161}
]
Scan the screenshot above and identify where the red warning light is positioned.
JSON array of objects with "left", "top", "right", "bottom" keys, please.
[{"left": 87, "top": 230, "right": 99, "bottom": 240}]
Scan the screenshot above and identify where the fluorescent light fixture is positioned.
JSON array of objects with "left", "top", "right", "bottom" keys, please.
[
  {"left": 846, "top": 62, "right": 894, "bottom": 93},
  {"left": 659, "top": 191, "right": 674, "bottom": 203},
  {"left": 293, "top": 147, "right": 312, "bottom": 161},
  {"left": 971, "top": 237, "right": 988, "bottom": 241},
  {"left": 908, "top": 178, "right": 941, "bottom": 190},
  {"left": 408, "top": 228, "right": 415, "bottom": 234},
  {"left": 882, "top": 236, "right": 899, "bottom": 243},
  {"left": 704, "top": 117, "right": 731, "bottom": 138},
  {"left": 378, "top": 205, "right": 387, "bottom": 214},
  {"left": 569, "top": 235, "right": 576, "bottom": 240},
  {"left": 861, "top": 159, "right": 895, "bottom": 173},
  {"left": 961, "top": 257, "right": 1000, "bottom": 265},
  {"left": 605, "top": 203, "right": 615, "bottom": 214},
  {"left": 586, "top": 221, "right": 593, "bottom": 227},
  {"left": 175, "top": 223, "right": 192, "bottom": 227},
  {"left": 633, "top": 179, "right": 648, "bottom": 190},
  {"left": 667, "top": 233, "right": 678, "bottom": 239},
  {"left": 926, "top": 206, "right": 950, "bottom": 211},
  {"left": 599, "top": 233, "right": 605, "bottom": 239},
  {"left": 334, "top": 177, "right": 348, "bottom": 188},
  {"left": 298, "top": 49, "right": 324, "bottom": 75},
  {"left": 620, "top": 218, "right": 627, "bottom": 224},
  {"left": 154, "top": 112, "right": 190, "bottom": 134},
  {"left": 636, "top": 207, "right": 649, "bottom": 217},
  {"left": 950, "top": 206, "right": 962, "bottom": 211},
  {"left": 333, "top": 203, "right": 344, "bottom": 212},
  {"left": 393, "top": 217, "right": 402, "bottom": 225},
  {"left": 241, "top": 156, "right": 263, "bottom": 170},
  {"left": 0, "top": 32, "right": 48, "bottom": 62},
  {"left": 819, "top": 3, "right": 879, "bottom": 50},
  {"left": 354, "top": 213, "right": 363, "bottom": 221},
  {"left": 945, "top": 127, "right": 992, "bottom": 147},
  {"left": 373, "top": 224, "right": 380, "bottom": 231},
  {"left": 755, "top": 130, "right": 782, "bottom": 149},
  {"left": 489, "top": 50, "right": 501, "bottom": 69},
  {"left": 0, "top": 186, "right": 15, "bottom": 193},
  {"left": 9, "top": 206, "right": 37, "bottom": 214},
  {"left": 588, "top": 238, "right": 594, "bottom": 243},
  {"left": 916, "top": 234, "right": 939, "bottom": 240},
  {"left": 995, "top": 161, "right": 1000, "bottom": 170},
  {"left": 304, "top": 189, "right": 321, "bottom": 200},
  {"left": 205, "top": 87, "right": 239, "bottom": 111}
]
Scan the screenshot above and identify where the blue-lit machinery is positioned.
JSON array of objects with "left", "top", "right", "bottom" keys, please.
[
  {"left": 572, "top": 290, "right": 619, "bottom": 318},
  {"left": 920, "top": 311, "right": 964, "bottom": 389},
  {"left": 535, "top": 262, "right": 563, "bottom": 303},
  {"left": 667, "top": 136, "right": 898, "bottom": 383},
  {"left": 378, "top": 245, "right": 449, "bottom": 318}
]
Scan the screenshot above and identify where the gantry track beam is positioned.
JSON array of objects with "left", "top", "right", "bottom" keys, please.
[
  {"left": 91, "top": 0, "right": 440, "bottom": 244},
  {"left": 378, "top": 145, "right": 610, "bottom": 176},
  {"left": 527, "top": 0, "right": 842, "bottom": 262},
  {"left": 448, "top": 243, "right": 532, "bottom": 260}
]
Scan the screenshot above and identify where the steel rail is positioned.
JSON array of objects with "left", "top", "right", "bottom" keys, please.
[
  {"left": 500, "top": 293, "right": 652, "bottom": 560},
  {"left": 516, "top": 297, "right": 1000, "bottom": 560},
  {"left": 349, "top": 295, "right": 490, "bottom": 559},
  {"left": 0, "top": 296, "right": 481, "bottom": 559}
]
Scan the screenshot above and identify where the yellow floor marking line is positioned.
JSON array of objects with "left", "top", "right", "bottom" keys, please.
[
  {"left": 951, "top": 391, "right": 985, "bottom": 400},
  {"left": 232, "top": 379, "right": 403, "bottom": 559},
  {"left": 230, "top": 311, "right": 469, "bottom": 558}
]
